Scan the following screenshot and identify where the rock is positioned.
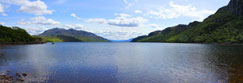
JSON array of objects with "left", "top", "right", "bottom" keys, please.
[
  {"left": 16, "top": 73, "right": 21, "bottom": 77},
  {"left": 17, "top": 78, "right": 24, "bottom": 82},
  {"left": 22, "top": 73, "right": 27, "bottom": 77},
  {"left": 218, "top": 0, "right": 243, "bottom": 16},
  {"left": 228, "top": 0, "right": 243, "bottom": 16}
]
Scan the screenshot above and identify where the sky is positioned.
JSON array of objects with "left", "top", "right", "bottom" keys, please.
[{"left": 0, "top": 0, "right": 229, "bottom": 40}]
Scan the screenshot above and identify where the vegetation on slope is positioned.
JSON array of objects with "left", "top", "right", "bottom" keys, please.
[
  {"left": 132, "top": 0, "right": 243, "bottom": 44},
  {"left": 167, "top": 11, "right": 241, "bottom": 43},
  {"left": 0, "top": 25, "right": 43, "bottom": 44},
  {"left": 42, "top": 35, "right": 83, "bottom": 42},
  {"left": 40, "top": 28, "right": 109, "bottom": 42},
  {"left": 132, "top": 21, "right": 200, "bottom": 42}
]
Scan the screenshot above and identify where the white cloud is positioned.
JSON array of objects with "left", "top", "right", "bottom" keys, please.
[
  {"left": 0, "top": 4, "right": 4, "bottom": 12},
  {"left": 96, "top": 30, "right": 143, "bottom": 40},
  {"left": 134, "top": 10, "right": 142, "bottom": 14},
  {"left": 122, "top": 0, "right": 133, "bottom": 8},
  {"left": 70, "top": 13, "right": 81, "bottom": 20},
  {"left": 146, "top": 1, "right": 215, "bottom": 21},
  {"left": 1, "top": 0, "right": 53, "bottom": 15},
  {"left": 24, "top": 26, "right": 48, "bottom": 35},
  {"left": 86, "top": 13, "right": 148, "bottom": 27},
  {"left": 119, "top": 13, "right": 131, "bottom": 17},
  {"left": 64, "top": 24, "right": 84, "bottom": 30},
  {"left": 107, "top": 14, "right": 148, "bottom": 27},
  {"left": 150, "top": 24, "right": 159, "bottom": 28},
  {"left": 85, "top": 18, "right": 107, "bottom": 24},
  {"left": 17, "top": 19, "right": 31, "bottom": 25},
  {"left": 18, "top": 16, "right": 60, "bottom": 25},
  {"left": 2, "top": 13, "right": 7, "bottom": 16},
  {"left": 31, "top": 16, "right": 60, "bottom": 25}
]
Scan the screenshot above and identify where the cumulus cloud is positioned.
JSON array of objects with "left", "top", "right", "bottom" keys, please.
[
  {"left": 146, "top": 1, "right": 215, "bottom": 21},
  {"left": 17, "top": 19, "right": 31, "bottom": 25},
  {"left": 31, "top": 16, "right": 60, "bottom": 25},
  {"left": 96, "top": 30, "right": 143, "bottom": 40},
  {"left": 64, "top": 24, "right": 84, "bottom": 30},
  {"left": 118, "top": 13, "right": 131, "bottom": 17},
  {"left": 70, "top": 13, "right": 81, "bottom": 20},
  {"left": 0, "top": 4, "right": 4, "bottom": 12},
  {"left": 18, "top": 16, "right": 60, "bottom": 25},
  {"left": 24, "top": 26, "right": 48, "bottom": 35},
  {"left": 107, "top": 14, "right": 148, "bottom": 27},
  {"left": 1, "top": 0, "right": 53, "bottom": 15},
  {"left": 85, "top": 18, "right": 107, "bottom": 24},
  {"left": 150, "top": 24, "right": 159, "bottom": 28},
  {"left": 86, "top": 13, "right": 148, "bottom": 27},
  {"left": 134, "top": 10, "right": 142, "bottom": 14}
]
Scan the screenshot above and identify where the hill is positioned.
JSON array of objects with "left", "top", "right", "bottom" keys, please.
[
  {"left": 132, "top": 0, "right": 243, "bottom": 44},
  {"left": 43, "top": 35, "right": 83, "bottom": 42},
  {"left": 0, "top": 25, "right": 43, "bottom": 44},
  {"left": 39, "top": 28, "right": 109, "bottom": 42}
]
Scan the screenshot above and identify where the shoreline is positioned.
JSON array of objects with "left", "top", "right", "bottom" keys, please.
[
  {"left": 0, "top": 42, "right": 46, "bottom": 46},
  {"left": 1, "top": 42, "right": 242, "bottom": 46},
  {"left": 130, "top": 41, "right": 243, "bottom": 45}
]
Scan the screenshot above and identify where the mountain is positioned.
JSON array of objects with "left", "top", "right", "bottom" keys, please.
[
  {"left": 132, "top": 0, "right": 243, "bottom": 44},
  {"left": 0, "top": 25, "right": 43, "bottom": 44},
  {"left": 39, "top": 28, "right": 109, "bottom": 42},
  {"left": 132, "top": 21, "right": 200, "bottom": 42}
]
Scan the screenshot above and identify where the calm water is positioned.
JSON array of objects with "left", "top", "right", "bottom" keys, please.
[{"left": 0, "top": 43, "right": 242, "bottom": 83}]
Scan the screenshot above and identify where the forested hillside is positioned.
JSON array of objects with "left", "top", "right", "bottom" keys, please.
[
  {"left": 0, "top": 25, "right": 43, "bottom": 44},
  {"left": 132, "top": 0, "right": 243, "bottom": 44}
]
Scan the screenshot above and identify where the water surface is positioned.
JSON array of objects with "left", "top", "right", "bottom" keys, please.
[{"left": 0, "top": 43, "right": 242, "bottom": 83}]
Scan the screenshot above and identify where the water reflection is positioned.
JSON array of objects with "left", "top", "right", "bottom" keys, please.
[
  {"left": 204, "top": 45, "right": 243, "bottom": 83},
  {"left": 0, "top": 43, "right": 242, "bottom": 83}
]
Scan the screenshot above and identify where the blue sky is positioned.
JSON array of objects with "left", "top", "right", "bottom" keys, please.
[{"left": 0, "top": 0, "right": 229, "bottom": 40}]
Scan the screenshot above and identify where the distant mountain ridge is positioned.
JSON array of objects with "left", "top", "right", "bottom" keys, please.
[
  {"left": 109, "top": 38, "right": 133, "bottom": 42},
  {"left": 39, "top": 28, "right": 109, "bottom": 42},
  {"left": 132, "top": 0, "right": 243, "bottom": 44}
]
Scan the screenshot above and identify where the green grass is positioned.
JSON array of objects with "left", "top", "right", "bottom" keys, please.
[
  {"left": 42, "top": 35, "right": 83, "bottom": 42},
  {"left": 43, "top": 37, "right": 63, "bottom": 42}
]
